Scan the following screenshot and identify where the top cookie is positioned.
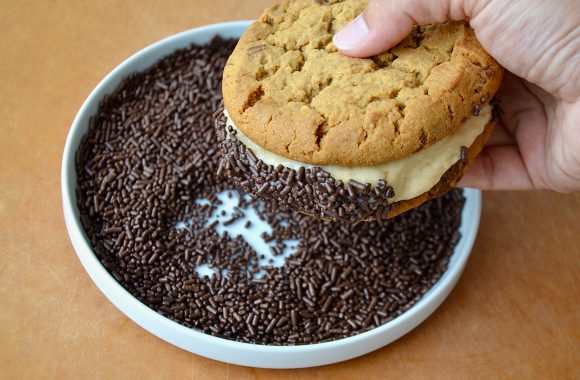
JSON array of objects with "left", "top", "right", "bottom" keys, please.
[{"left": 222, "top": 0, "right": 502, "bottom": 166}]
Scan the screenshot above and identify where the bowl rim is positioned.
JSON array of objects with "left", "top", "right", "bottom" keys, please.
[{"left": 61, "top": 20, "right": 481, "bottom": 365}]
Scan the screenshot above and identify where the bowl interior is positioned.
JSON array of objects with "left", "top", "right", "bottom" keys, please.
[{"left": 61, "top": 21, "right": 481, "bottom": 368}]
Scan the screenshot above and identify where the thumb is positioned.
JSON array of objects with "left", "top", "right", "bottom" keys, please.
[{"left": 333, "top": 0, "right": 484, "bottom": 57}]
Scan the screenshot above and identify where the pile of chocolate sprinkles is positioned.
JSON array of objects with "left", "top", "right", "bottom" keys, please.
[
  {"left": 76, "top": 37, "right": 465, "bottom": 345},
  {"left": 216, "top": 111, "right": 395, "bottom": 222}
]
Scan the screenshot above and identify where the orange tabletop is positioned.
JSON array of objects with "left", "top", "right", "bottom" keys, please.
[{"left": 1, "top": 1, "right": 579, "bottom": 378}]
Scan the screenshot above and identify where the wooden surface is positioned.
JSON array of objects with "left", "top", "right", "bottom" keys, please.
[{"left": 1, "top": 1, "right": 579, "bottom": 379}]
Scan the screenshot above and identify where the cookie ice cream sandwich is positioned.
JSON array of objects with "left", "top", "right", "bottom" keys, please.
[{"left": 217, "top": 0, "right": 503, "bottom": 221}]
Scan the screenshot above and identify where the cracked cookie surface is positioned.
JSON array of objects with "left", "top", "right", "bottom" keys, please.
[{"left": 222, "top": 0, "right": 503, "bottom": 166}]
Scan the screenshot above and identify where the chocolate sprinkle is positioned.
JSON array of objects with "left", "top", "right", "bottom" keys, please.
[
  {"left": 490, "top": 98, "right": 504, "bottom": 121},
  {"left": 75, "top": 37, "right": 465, "bottom": 345},
  {"left": 215, "top": 110, "right": 395, "bottom": 222},
  {"left": 460, "top": 146, "right": 468, "bottom": 163},
  {"left": 246, "top": 44, "right": 266, "bottom": 55}
]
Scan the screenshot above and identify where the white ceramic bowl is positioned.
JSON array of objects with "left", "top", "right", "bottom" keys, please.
[{"left": 61, "top": 21, "right": 482, "bottom": 369}]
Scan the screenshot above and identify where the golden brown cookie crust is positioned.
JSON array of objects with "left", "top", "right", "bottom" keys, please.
[{"left": 223, "top": 0, "right": 503, "bottom": 166}]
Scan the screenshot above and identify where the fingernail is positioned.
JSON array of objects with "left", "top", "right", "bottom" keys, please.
[{"left": 333, "top": 15, "right": 369, "bottom": 50}]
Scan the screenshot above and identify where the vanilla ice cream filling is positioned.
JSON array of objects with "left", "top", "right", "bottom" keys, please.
[{"left": 225, "top": 104, "right": 491, "bottom": 202}]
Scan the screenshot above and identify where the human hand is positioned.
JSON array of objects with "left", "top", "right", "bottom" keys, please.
[{"left": 333, "top": 0, "right": 580, "bottom": 192}]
